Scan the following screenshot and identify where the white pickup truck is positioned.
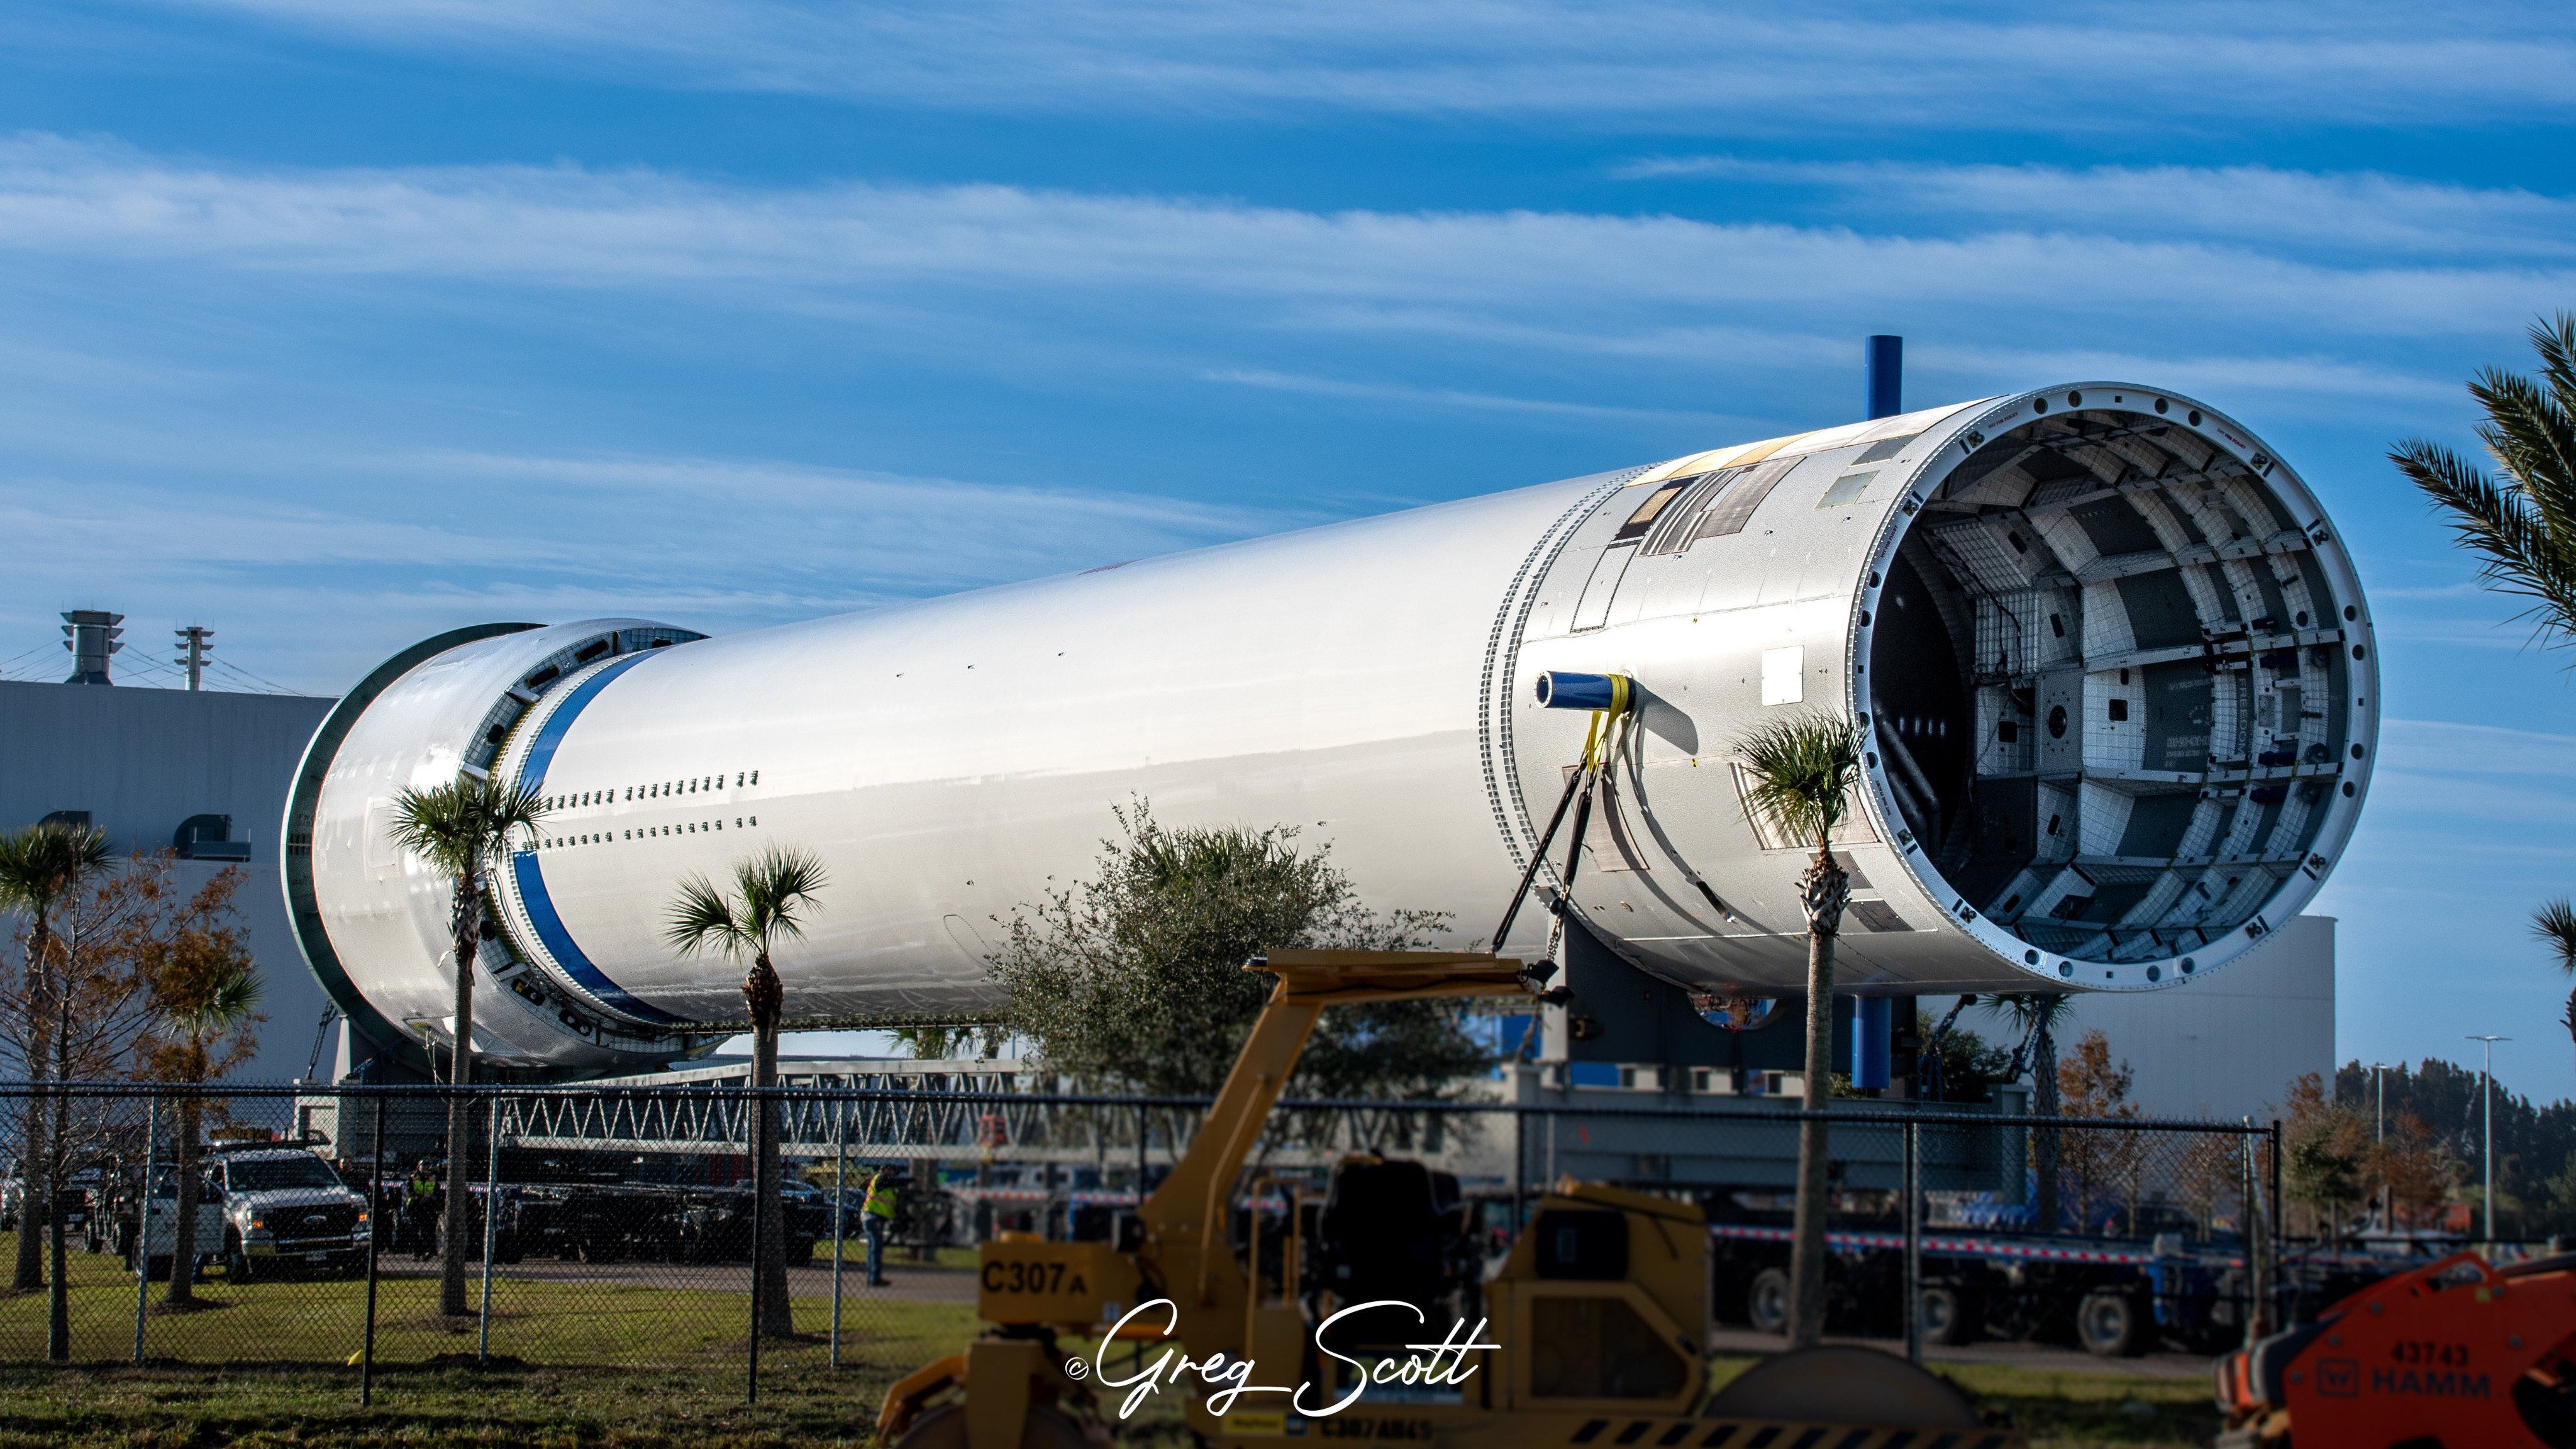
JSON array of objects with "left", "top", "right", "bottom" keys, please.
[
  {"left": 126, "top": 1148, "right": 371, "bottom": 1282},
  {"left": 124, "top": 1165, "right": 225, "bottom": 1282}
]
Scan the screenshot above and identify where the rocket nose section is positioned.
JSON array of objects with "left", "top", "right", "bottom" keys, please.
[{"left": 284, "top": 618, "right": 721, "bottom": 1078}]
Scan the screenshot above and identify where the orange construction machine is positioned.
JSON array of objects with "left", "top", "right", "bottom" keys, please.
[{"left": 2218, "top": 1248, "right": 2576, "bottom": 1446}]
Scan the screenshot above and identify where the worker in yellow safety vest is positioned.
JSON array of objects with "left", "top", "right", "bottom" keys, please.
[{"left": 861, "top": 1168, "right": 896, "bottom": 1286}]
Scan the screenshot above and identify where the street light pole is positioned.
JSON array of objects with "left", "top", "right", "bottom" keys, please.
[
  {"left": 2468, "top": 1036, "right": 2509, "bottom": 1246},
  {"left": 2370, "top": 1062, "right": 2390, "bottom": 1227},
  {"left": 2368, "top": 1062, "right": 2390, "bottom": 1232}
]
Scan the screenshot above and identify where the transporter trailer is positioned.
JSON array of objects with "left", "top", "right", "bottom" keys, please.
[{"left": 876, "top": 951, "right": 2024, "bottom": 1449}]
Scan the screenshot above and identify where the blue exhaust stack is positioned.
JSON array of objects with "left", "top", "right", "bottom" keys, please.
[{"left": 1865, "top": 335, "right": 1902, "bottom": 421}]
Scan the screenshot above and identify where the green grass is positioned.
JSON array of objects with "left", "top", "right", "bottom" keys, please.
[
  {"left": 0, "top": 1362, "right": 923, "bottom": 1448},
  {"left": 0, "top": 1231, "right": 979, "bottom": 1371},
  {"left": 6, "top": 1234, "right": 2220, "bottom": 1448},
  {"left": 1708, "top": 1354, "right": 2222, "bottom": 1449}
]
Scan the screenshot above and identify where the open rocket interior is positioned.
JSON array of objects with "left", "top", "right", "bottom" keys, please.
[{"left": 1866, "top": 403, "right": 2356, "bottom": 971}]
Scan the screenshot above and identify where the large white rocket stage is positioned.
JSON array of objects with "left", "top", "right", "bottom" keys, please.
[{"left": 285, "top": 382, "right": 2377, "bottom": 1079}]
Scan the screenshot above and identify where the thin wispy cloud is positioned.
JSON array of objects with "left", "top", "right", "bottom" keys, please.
[
  {"left": 1614, "top": 157, "right": 2576, "bottom": 263},
  {"left": 155, "top": 1, "right": 2576, "bottom": 131},
  {"left": 0, "top": 446, "right": 1293, "bottom": 691},
  {"left": 0, "top": 136, "right": 2565, "bottom": 362},
  {"left": 1201, "top": 367, "right": 1740, "bottom": 425}
]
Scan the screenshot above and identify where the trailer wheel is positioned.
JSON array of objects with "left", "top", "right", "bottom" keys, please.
[
  {"left": 892, "top": 1401, "right": 1087, "bottom": 1449},
  {"left": 2076, "top": 1289, "right": 2150, "bottom": 1358},
  {"left": 1746, "top": 1267, "right": 1790, "bottom": 1336},
  {"left": 1919, "top": 1284, "right": 1980, "bottom": 1346}
]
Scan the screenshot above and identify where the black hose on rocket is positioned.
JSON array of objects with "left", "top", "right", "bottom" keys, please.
[
  {"left": 1489, "top": 671, "right": 1635, "bottom": 957},
  {"left": 1491, "top": 762, "right": 1587, "bottom": 953}
]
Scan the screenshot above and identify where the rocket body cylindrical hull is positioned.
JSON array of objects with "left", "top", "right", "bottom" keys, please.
[{"left": 289, "top": 383, "right": 2377, "bottom": 1074}]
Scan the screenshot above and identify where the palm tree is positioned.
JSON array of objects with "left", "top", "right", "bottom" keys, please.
[
  {"left": 389, "top": 775, "right": 545, "bottom": 1318},
  {"left": 1987, "top": 992, "right": 2079, "bottom": 1231},
  {"left": 0, "top": 821, "right": 114, "bottom": 1300},
  {"left": 667, "top": 845, "right": 827, "bottom": 1336},
  {"left": 2534, "top": 901, "right": 2576, "bottom": 1089},
  {"left": 147, "top": 955, "right": 262, "bottom": 1307},
  {"left": 2397, "top": 316, "right": 2576, "bottom": 1092},
  {"left": 2392, "top": 313, "right": 2576, "bottom": 652},
  {"left": 1736, "top": 712, "right": 1860, "bottom": 1347}
]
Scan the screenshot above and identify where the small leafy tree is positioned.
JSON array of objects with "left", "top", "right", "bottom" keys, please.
[
  {"left": 2282, "top": 1074, "right": 2368, "bottom": 1243},
  {"left": 1733, "top": 713, "right": 1860, "bottom": 1346},
  {"left": 3, "top": 843, "right": 173, "bottom": 1360},
  {"left": 988, "top": 803, "right": 1480, "bottom": 1101},
  {"left": 133, "top": 866, "right": 262, "bottom": 1306},
  {"left": 388, "top": 775, "right": 545, "bottom": 1318},
  {"left": 667, "top": 844, "right": 827, "bottom": 1337},
  {"left": 2368, "top": 1111, "right": 2457, "bottom": 1230},
  {"left": 0, "top": 820, "right": 115, "bottom": 1309},
  {"left": 2055, "top": 1029, "right": 2143, "bottom": 1234},
  {"left": 1915, "top": 1009, "right": 2012, "bottom": 1104}
]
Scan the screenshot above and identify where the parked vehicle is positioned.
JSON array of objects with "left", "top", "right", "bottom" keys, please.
[
  {"left": 206, "top": 1146, "right": 373, "bottom": 1280},
  {"left": 1707, "top": 1221, "right": 2415, "bottom": 1357},
  {"left": 112, "top": 1165, "right": 227, "bottom": 1283}
]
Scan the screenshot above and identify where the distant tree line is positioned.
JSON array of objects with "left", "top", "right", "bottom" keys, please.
[{"left": 2298, "top": 1057, "right": 2576, "bottom": 1240}]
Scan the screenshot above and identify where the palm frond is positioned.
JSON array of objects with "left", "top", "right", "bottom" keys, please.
[
  {"left": 736, "top": 844, "right": 828, "bottom": 945},
  {"left": 1734, "top": 713, "right": 1860, "bottom": 852},
  {"left": 2534, "top": 898, "right": 2576, "bottom": 975},
  {"left": 665, "top": 873, "right": 749, "bottom": 958},
  {"left": 1982, "top": 991, "right": 2077, "bottom": 1034},
  {"left": 2397, "top": 313, "right": 2576, "bottom": 657},
  {"left": 159, "top": 958, "right": 264, "bottom": 1036},
  {"left": 2501, "top": 313, "right": 2576, "bottom": 506},
  {"left": 0, "top": 820, "right": 117, "bottom": 913},
  {"left": 390, "top": 775, "right": 550, "bottom": 875},
  {"left": 2529, "top": 313, "right": 2576, "bottom": 430},
  {"left": 666, "top": 845, "right": 826, "bottom": 965}
]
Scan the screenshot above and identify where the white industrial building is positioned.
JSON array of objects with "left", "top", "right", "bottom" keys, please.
[
  {"left": 0, "top": 626, "right": 336, "bottom": 1084},
  {"left": 2056, "top": 913, "right": 2333, "bottom": 1123}
]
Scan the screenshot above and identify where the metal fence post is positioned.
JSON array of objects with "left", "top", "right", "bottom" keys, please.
[
  {"left": 1512, "top": 1105, "right": 1526, "bottom": 1233},
  {"left": 478, "top": 1096, "right": 499, "bottom": 1366},
  {"left": 362, "top": 1091, "right": 384, "bottom": 1406},
  {"left": 133, "top": 1092, "right": 157, "bottom": 1365},
  {"left": 1903, "top": 1119, "right": 1922, "bottom": 1365},
  {"left": 745, "top": 1084, "right": 761, "bottom": 1407},
  {"left": 2269, "top": 1118, "right": 2285, "bottom": 1330},
  {"left": 831, "top": 1095, "right": 847, "bottom": 1369}
]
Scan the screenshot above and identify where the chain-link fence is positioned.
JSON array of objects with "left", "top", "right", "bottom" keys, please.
[{"left": 0, "top": 1077, "right": 2429, "bottom": 1397}]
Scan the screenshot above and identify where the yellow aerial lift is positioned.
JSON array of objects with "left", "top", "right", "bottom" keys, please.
[{"left": 877, "top": 950, "right": 2018, "bottom": 1449}]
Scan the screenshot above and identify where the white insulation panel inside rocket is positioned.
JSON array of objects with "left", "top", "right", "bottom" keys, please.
[{"left": 287, "top": 382, "right": 2375, "bottom": 1072}]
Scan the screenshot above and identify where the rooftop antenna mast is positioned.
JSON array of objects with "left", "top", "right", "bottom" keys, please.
[{"left": 175, "top": 624, "right": 214, "bottom": 691}]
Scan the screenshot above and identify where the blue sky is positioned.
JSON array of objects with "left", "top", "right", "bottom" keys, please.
[{"left": 7, "top": 1, "right": 2575, "bottom": 1098}]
